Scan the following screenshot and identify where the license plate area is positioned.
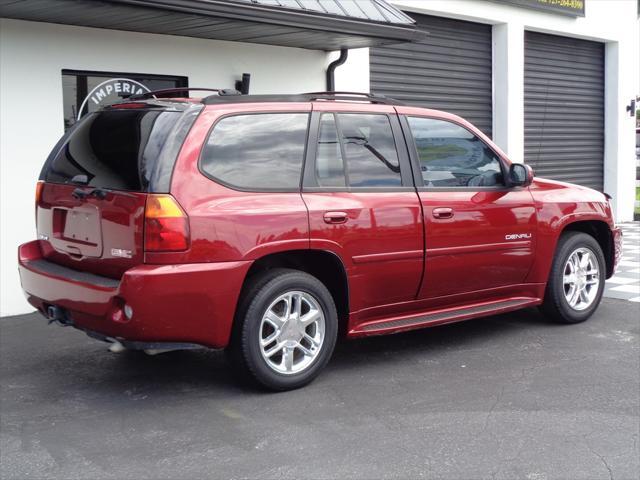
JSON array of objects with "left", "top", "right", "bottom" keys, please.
[{"left": 51, "top": 206, "right": 103, "bottom": 257}]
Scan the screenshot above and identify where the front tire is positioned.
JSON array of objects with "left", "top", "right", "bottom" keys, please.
[
  {"left": 232, "top": 268, "right": 338, "bottom": 391},
  {"left": 540, "top": 232, "right": 606, "bottom": 324}
]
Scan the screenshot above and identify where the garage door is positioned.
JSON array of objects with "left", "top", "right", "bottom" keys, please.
[
  {"left": 370, "top": 14, "right": 493, "bottom": 137},
  {"left": 524, "top": 31, "right": 604, "bottom": 191}
]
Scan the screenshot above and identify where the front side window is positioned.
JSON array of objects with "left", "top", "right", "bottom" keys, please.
[
  {"left": 407, "top": 117, "right": 504, "bottom": 187},
  {"left": 200, "top": 113, "right": 309, "bottom": 190}
]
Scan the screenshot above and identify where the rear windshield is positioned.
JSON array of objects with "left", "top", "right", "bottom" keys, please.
[{"left": 41, "top": 106, "right": 201, "bottom": 192}]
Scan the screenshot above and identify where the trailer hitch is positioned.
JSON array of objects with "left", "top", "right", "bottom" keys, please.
[{"left": 46, "top": 305, "right": 74, "bottom": 327}]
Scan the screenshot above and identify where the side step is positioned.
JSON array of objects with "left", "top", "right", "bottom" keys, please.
[{"left": 351, "top": 297, "right": 540, "bottom": 336}]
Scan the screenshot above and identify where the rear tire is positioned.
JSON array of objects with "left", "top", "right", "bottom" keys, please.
[
  {"left": 231, "top": 268, "right": 338, "bottom": 391},
  {"left": 540, "top": 232, "right": 605, "bottom": 324}
]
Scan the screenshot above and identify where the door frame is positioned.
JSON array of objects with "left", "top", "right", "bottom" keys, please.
[
  {"left": 300, "top": 107, "right": 426, "bottom": 318},
  {"left": 396, "top": 112, "right": 537, "bottom": 301}
]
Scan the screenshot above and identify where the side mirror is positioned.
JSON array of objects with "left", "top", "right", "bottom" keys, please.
[{"left": 508, "top": 163, "right": 534, "bottom": 187}]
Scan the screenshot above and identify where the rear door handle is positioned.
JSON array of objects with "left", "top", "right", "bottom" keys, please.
[
  {"left": 432, "top": 207, "right": 454, "bottom": 219},
  {"left": 323, "top": 211, "right": 348, "bottom": 224}
]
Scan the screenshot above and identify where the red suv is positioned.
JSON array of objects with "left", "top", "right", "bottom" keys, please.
[{"left": 18, "top": 90, "right": 622, "bottom": 390}]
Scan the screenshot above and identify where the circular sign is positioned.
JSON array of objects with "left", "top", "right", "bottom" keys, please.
[{"left": 77, "top": 78, "right": 151, "bottom": 120}]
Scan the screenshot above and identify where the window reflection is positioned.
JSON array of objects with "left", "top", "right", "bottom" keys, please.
[
  {"left": 408, "top": 117, "right": 503, "bottom": 187},
  {"left": 201, "top": 113, "right": 309, "bottom": 190},
  {"left": 338, "top": 114, "right": 401, "bottom": 187},
  {"left": 316, "top": 114, "right": 346, "bottom": 187}
]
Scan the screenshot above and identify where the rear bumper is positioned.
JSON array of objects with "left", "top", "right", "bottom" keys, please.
[{"left": 18, "top": 240, "right": 252, "bottom": 348}]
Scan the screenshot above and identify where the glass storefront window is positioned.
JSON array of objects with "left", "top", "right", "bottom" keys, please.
[{"left": 61, "top": 69, "right": 188, "bottom": 130}]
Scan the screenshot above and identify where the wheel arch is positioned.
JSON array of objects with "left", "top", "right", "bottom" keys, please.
[
  {"left": 238, "top": 249, "right": 350, "bottom": 334},
  {"left": 561, "top": 220, "right": 614, "bottom": 278}
]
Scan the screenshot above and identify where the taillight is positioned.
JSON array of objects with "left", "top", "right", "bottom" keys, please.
[
  {"left": 144, "top": 194, "right": 189, "bottom": 252},
  {"left": 35, "top": 181, "right": 43, "bottom": 226},
  {"left": 35, "top": 181, "right": 43, "bottom": 204}
]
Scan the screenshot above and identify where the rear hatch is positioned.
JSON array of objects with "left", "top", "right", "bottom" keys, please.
[{"left": 37, "top": 101, "right": 201, "bottom": 279}]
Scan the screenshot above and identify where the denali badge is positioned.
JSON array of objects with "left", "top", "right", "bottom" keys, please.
[
  {"left": 505, "top": 233, "right": 532, "bottom": 240},
  {"left": 111, "top": 248, "right": 133, "bottom": 259}
]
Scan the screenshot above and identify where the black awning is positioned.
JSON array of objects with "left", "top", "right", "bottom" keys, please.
[{"left": 0, "top": 0, "right": 424, "bottom": 50}]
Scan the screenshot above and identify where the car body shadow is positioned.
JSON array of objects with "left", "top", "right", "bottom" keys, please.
[{"left": 99, "top": 306, "right": 553, "bottom": 392}]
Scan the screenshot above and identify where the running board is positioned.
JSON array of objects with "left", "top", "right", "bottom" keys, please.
[{"left": 351, "top": 297, "right": 540, "bottom": 336}]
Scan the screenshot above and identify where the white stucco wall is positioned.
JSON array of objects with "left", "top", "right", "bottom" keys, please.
[
  {"left": 0, "top": 18, "right": 327, "bottom": 316},
  {"left": 337, "top": 0, "right": 639, "bottom": 221}
]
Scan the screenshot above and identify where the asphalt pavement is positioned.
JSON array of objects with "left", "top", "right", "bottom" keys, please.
[{"left": 1, "top": 298, "right": 638, "bottom": 480}]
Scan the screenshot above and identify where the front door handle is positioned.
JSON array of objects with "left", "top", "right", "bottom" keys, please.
[
  {"left": 432, "top": 207, "right": 454, "bottom": 219},
  {"left": 323, "top": 211, "right": 348, "bottom": 224}
]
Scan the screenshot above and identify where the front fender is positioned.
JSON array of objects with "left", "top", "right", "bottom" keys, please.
[{"left": 526, "top": 178, "right": 615, "bottom": 284}]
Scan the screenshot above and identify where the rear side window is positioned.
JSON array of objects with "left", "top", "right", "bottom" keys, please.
[
  {"left": 315, "top": 114, "right": 346, "bottom": 187},
  {"left": 340, "top": 114, "right": 401, "bottom": 187},
  {"left": 315, "top": 113, "right": 401, "bottom": 188},
  {"left": 200, "top": 113, "right": 309, "bottom": 191},
  {"left": 42, "top": 107, "right": 200, "bottom": 192}
]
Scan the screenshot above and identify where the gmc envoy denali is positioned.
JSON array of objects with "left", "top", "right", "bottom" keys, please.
[{"left": 19, "top": 90, "right": 622, "bottom": 390}]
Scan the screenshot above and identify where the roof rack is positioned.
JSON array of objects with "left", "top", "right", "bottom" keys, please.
[
  {"left": 303, "top": 91, "right": 386, "bottom": 98},
  {"left": 201, "top": 91, "right": 403, "bottom": 105},
  {"left": 129, "top": 87, "right": 241, "bottom": 101}
]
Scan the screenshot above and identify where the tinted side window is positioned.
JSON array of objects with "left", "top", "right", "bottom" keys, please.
[
  {"left": 315, "top": 114, "right": 346, "bottom": 187},
  {"left": 200, "top": 113, "right": 309, "bottom": 190},
  {"left": 407, "top": 117, "right": 503, "bottom": 187},
  {"left": 338, "top": 114, "right": 401, "bottom": 187}
]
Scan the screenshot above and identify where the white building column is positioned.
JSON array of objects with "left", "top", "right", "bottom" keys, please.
[
  {"left": 604, "top": 40, "right": 637, "bottom": 222},
  {"left": 332, "top": 48, "right": 370, "bottom": 93},
  {"left": 492, "top": 22, "right": 524, "bottom": 164}
]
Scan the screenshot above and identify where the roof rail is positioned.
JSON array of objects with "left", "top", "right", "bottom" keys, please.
[
  {"left": 303, "top": 91, "right": 385, "bottom": 99},
  {"left": 201, "top": 91, "right": 403, "bottom": 106},
  {"left": 306, "top": 91, "right": 401, "bottom": 105},
  {"left": 129, "top": 87, "right": 241, "bottom": 100}
]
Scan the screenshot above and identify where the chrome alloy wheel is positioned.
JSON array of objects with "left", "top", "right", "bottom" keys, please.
[
  {"left": 258, "top": 291, "right": 325, "bottom": 375},
  {"left": 563, "top": 247, "right": 600, "bottom": 311}
]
